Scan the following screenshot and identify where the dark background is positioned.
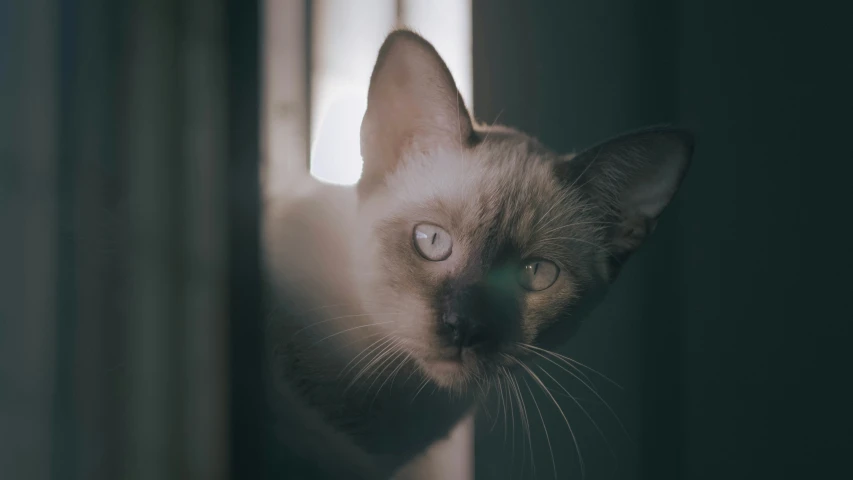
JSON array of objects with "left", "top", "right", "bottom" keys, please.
[
  {"left": 473, "top": 1, "right": 853, "bottom": 479},
  {"left": 2, "top": 0, "right": 851, "bottom": 479}
]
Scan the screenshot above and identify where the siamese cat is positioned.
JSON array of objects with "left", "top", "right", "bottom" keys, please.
[{"left": 263, "top": 30, "right": 693, "bottom": 479}]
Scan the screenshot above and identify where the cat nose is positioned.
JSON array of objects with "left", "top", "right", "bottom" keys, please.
[{"left": 441, "top": 312, "right": 488, "bottom": 348}]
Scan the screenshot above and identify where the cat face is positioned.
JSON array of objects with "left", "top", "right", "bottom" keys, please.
[{"left": 353, "top": 30, "right": 692, "bottom": 390}]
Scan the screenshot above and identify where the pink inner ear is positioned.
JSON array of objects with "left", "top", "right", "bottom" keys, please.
[{"left": 359, "top": 32, "right": 473, "bottom": 192}]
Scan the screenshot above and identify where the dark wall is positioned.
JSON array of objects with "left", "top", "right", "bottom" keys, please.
[
  {"left": 676, "top": 2, "right": 852, "bottom": 479},
  {"left": 473, "top": 1, "right": 852, "bottom": 479}
]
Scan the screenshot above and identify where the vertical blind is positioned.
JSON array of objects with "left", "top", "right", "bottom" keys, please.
[{"left": 1, "top": 0, "right": 262, "bottom": 479}]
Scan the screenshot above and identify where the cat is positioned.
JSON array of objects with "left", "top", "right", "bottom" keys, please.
[{"left": 262, "top": 29, "right": 693, "bottom": 479}]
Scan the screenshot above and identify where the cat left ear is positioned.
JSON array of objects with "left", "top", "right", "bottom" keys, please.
[
  {"left": 359, "top": 30, "right": 473, "bottom": 195},
  {"left": 558, "top": 126, "right": 694, "bottom": 269}
]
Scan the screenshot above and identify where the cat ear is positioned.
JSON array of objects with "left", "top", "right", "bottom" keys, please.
[
  {"left": 558, "top": 126, "right": 694, "bottom": 268},
  {"left": 359, "top": 30, "right": 473, "bottom": 194}
]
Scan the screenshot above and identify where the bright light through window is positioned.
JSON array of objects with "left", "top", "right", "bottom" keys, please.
[{"left": 310, "top": 0, "right": 473, "bottom": 186}]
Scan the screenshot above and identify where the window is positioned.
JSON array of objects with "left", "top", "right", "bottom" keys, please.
[{"left": 264, "top": 0, "right": 472, "bottom": 190}]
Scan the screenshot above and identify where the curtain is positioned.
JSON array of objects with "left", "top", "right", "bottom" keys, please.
[{"left": 0, "top": 1, "right": 264, "bottom": 479}]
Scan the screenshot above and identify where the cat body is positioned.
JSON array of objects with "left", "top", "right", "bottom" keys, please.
[{"left": 263, "top": 30, "right": 693, "bottom": 479}]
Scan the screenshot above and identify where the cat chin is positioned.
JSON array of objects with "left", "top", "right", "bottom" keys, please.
[
  {"left": 418, "top": 358, "right": 468, "bottom": 389},
  {"left": 417, "top": 357, "right": 487, "bottom": 393}
]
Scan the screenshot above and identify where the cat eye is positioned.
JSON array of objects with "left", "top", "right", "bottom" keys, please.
[
  {"left": 413, "top": 223, "right": 453, "bottom": 261},
  {"left": 518, "top": 259, "right": 560, "bottom": 291}
]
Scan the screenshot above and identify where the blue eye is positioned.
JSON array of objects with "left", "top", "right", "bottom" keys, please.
[
  {"left": 413, "top": 223, "right": 452, "bottom": 261},
  {"left": 518, "top": 259, "right": 559, "bottom": 291}
]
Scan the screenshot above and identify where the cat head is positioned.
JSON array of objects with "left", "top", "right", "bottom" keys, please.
[{"left": 352, "top": 30, "right": 692, "bottom": 390}]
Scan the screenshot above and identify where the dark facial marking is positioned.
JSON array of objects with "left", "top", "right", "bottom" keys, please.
[{"left": 432, "top": 240, "right": 524, "bottom": 359}]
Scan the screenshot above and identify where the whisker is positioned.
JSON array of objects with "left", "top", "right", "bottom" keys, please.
[
  {"left": 306, "top": 321, "right": 395, "bottom": 349},
  {"left": 533, "top": 189, "right": 602, "bottom": 236},
  {"left": 479, "top": 108, "right": 505, "bottom": 145},
  {"left": 517, "top": 343, "right": 598, "bottom": 393},
  {"left": 346, "top": 337, "right": 398, "bottom": 390},
  {"left": 505, "top": 370, "right": 523, "bottom": 476},
  {"left": 535, "top": 363, "right": 617, "bottom": 459},
  {"left": 513, "top": 356, "right": 585, "bottom": 479},
  {"left": 503, "top": 355, "right": 534, "bottom": 478},
  {"left": 265, "top": 300, "right": 389, "bottom": 328},
  {"left": 388, "top": 353, "right": 411, "bottom": 389},
  {"left": 359, "top": 338, "right": 401, "bottom": 382},
  {"left": 400, "top": 361, "right": 420, "bottom": 387},
  {"left": 520, "top": 343, "right": 623, "bottom": 390},
  {"left": 490, "top": 373, "right": 504, "bottom": 433},
  {"left": 331, "top": 330, "right": 385, "bottom": 360},
  {"left": 499, "top": 369, "right": 511, "bottom": 443},
  {"left": 530, "top": 146, "right": 609, "bottom": 239},
  {"left": 292, "top": 312, "right": 403, "bottom": 336},
  {"left": 520, "top": 344, "right": 630, "bottom": 441},
  {"left": 531, "top": 188, "right": 570, "bottom": 234},
  {"left": 517, "top": 375, "right": 534, "bottom": 478},
  {"left": 411, "top": 377, "right": 431, "bottom": 404},
  {"left": 361, "top": 340, "right": 404, "bottom": 399},
  {"left": 566, "top": 143, "right": 604, "bottom": 193},
  {"left": 537, "top": 237, "right": 619, "bottom": 261},
  {"left": 289, "top": 301, "right": 385, "bottom": 317},
  {"left": 369, "top": 347, "right": 410, "bottom": 407},
  {"left": 536, "top": 220, "right": 616, "bottom": 240},
  {"left": 502, "top": 367, "right": 517, "bottom": 472},
  {"left": 475, "top": 374, "right": 489, "bottom": 401},
  {"left": 521, "top": 375, "right": 558, "bottom": 480},
  {"left": 339, "top": 333, "right": 392, "bottom": 379}
]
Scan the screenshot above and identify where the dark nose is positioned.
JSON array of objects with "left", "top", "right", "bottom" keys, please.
[{"left": 441, "top": 312, "right": 488, "bottom": 348}]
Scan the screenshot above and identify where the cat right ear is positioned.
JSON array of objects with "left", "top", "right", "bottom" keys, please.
[
  {"left": 359, "top": 30, "right": 473, "bottom": 195},
  {"left": 557, "top": 126, "right": 694, "bottom": 274}
]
